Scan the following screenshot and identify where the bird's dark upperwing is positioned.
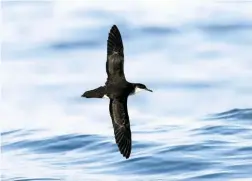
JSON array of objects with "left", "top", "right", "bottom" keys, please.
[
  {"left": 106, "top": 25, "right": 126, "bottom": 82},
  {"left": 109, "top": 98, "right": 131, "bottom": 159}
]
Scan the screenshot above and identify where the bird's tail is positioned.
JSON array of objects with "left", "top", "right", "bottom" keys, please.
[{"left": 81, "top": 86, "right": 106, "bottom": 98}]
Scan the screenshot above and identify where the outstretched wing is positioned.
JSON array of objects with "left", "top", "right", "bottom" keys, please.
[
  {"left": 109, "top": 98, "right": 131, "bottom": 159},
  {"left": 106, "top": 25, "right": 125, "bottom": 82}
]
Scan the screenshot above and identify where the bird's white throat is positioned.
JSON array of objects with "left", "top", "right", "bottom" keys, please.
[
  {"left": 131, "top": 87, "right": 143, "bottom": 95},
  {"left": 103, "top": 95, "right": 109, "bottom": 99},
  {"left": 135, "top": 87, "right": 144, "bottom": 93}
]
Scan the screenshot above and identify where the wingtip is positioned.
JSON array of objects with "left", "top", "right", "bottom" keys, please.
[
  {"left": 107, "top": 24, "right": 123, "bottom": 55},
  {"left": 125, "top": 155, "right": 130, "bottom": 159},
  {"left": 109, "top": 24, "right": 120, "bottom": 34},
  {"left": 117, "top": 143, "right": 131, "bottom": 159},
  {"left": 122, "top": 146, "right": 131, "bottom": 159},
  {"left": 111, "top": 24, "right": 118, "bottom": 30}
]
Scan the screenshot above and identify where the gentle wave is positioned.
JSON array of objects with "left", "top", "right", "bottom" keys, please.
[
  {"left": 207, "top": 108, "right": 252, "bottom": 121},
  {"left": 2, "top": 108, "right": 252, "bottom": 179}
]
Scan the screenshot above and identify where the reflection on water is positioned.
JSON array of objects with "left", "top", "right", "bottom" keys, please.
[{"left": 2, "top": 1, "right": 252, "bottom": 180}]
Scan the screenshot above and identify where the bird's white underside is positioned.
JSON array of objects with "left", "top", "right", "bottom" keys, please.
[{"left": 102, "top": 87, "right": 144, "bottom": 99}]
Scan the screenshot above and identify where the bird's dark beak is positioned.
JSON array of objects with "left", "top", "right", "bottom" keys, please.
[{"left": 145, "top": 88, "right": 153, "bottom": 92}]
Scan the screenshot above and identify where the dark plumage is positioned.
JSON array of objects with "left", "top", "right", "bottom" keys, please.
[
  {"left": 106, "top": 25, "right": 125, "bottom": 82},
  {"left": 81, "top": 25, "right": 152, "bottom": 159}
]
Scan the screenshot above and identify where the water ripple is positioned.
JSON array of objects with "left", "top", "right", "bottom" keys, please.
[
  {"left": 2, "top": 133, "right": 109, "bottom": 154},
  {"left": 207, "top": 108, "right": 252, "bottom": 120},
  {"left": 2, "top": 1, "right": 252, "bottom": 180}
]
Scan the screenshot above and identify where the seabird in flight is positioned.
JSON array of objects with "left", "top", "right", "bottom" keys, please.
[{"left": 82, "top": 25, "right": 152, "bottom": 159}]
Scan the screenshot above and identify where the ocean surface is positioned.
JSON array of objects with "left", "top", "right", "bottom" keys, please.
[{"left": 1, "top": 1, "right": 252, "bottom": 180}]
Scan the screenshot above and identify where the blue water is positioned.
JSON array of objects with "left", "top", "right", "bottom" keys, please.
[{"left": 2, "top": 1, "right": 252, "bottom": 180}]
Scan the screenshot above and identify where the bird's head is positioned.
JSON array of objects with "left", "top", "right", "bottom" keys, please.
[{"left": 134, "top": 83, "right": 153, "bottom": 93}]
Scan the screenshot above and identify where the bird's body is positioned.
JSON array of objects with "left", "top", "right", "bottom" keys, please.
[
  {"left": 82, "top": 25, "right": 152, "bottom": 159},
  {"left": 83, "top": 81, "right": 135, "bottom": 99}
]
